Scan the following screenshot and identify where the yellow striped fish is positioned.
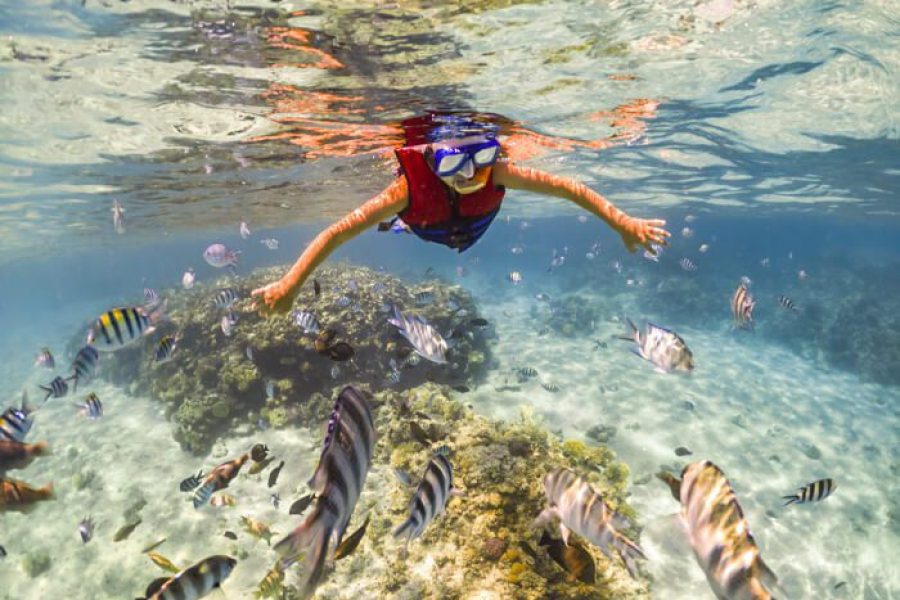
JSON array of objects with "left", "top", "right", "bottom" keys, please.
[
  {"left": 87, "top": 306, "right": 161, "bottom": 351},
  {"left": 659, "top": 461, "right": 778, "bottom": 599},
  {"left": 136, "top": 555, "right": 236, "bottom": 600}
]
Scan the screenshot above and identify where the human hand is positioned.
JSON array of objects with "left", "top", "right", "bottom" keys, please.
[
  {"left": 619, "top": 217, "right": 670, "bottom": 253},
  {"left": 251, "top": 279, "right": 296, "bottom": 315}
]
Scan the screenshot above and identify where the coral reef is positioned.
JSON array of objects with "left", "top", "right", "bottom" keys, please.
[
  {"left": 289, "top": 383, "right": 649, "bottom": 600},
  {"left": 87, "top": 264, "right": 491, "bottom": 453}
]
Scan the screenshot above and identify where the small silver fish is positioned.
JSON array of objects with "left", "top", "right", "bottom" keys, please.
[
  {"left": 510, "top": 244, "right": 525, "bottom": 255},
  {"left": 239, "top": 221, "right": 251, "bottom": 239},
  {"left": 204, "top": 244, "right": 240, "bottom": 269},
  {"left": 681, "top": 227, "right": 694, "bottom": 238},
  {"left": 78, "top": 516, "right": 94, "bottom": 543},
  {"left": 182, "top": 269, "right": 196, "bottom": 289},
  {"left": 245, "top": 346, "right": 254, "bottom": 361},
  {"left": 260, "top": 238, "right": 279, "bottom": 250},
  {"left": 508, "top": 271, "right": 523, "bottom": 284},
  {"left": 760, "top": 257, "right": 771, "bottom": 268},
  {"left": 112, "top": 199, "right": 125, "bottom": 234},
  {"left": 292, "top": 311, "right": 320, "bottom": 334},
  {"left": 577, "top": 215, "right": 588, "bottom": 223},
  {"left": 265, "top": 379, "right": 275, "bottom": 399},
  {"left": 335, "top": 296, "right": 351, "bottom": 308},
  {"left": 271, "top": 493, "right": 281, "bottom": 509},
  {"left": 330, "top": 365, "right": 340, "bottom": 379},
  {"left": 34, "top": 348, "right": 55, "bottom": 369},
  {"left": 732, "top": 282, "right": 755, "bottom": 330},
  {"left": 699, "top": 243, "right": 710, "bottom": 253},
  {"left": 221, "top": 312, "right": 237, "bottom": 336},
  {"left": 679, "top": 258, "right": 697, "bottom": 272},
  {"left": 783, "top": 478, "right": 836, "bottom": 506}
]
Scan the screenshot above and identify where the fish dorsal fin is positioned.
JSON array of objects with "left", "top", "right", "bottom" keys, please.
[
  {"left": 656, "top": 471, "right": 682, "bottom": 501},
  {"left": 145, "top": 576, "right": 170, "bottom": 597}
]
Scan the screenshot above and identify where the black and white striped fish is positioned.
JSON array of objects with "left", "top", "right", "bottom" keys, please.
[
  {"left": 86, "top": 306, "right": 163, "bottom": 351},
  {"left": 40, "top": 376, "right": 69, "bottom": 401},
  {"left": 731, "top": 281, "right": 755, "bottom": 330},
  {"left": 136, "top": 554, "right": 236, "bottom": 600},
  {"left": 620, "top": 318, "right": 694, "bottom": 373},
  {"left": 77, "top": 392, "right": 103, "bottom": 419},
  {"left": 179, "top": 470, "right": 204, "bottom": 493},
  {"left": 776, "top": 295, "right": 798, "bottom": 312},
  {"left": 414, "top": 290, "right": 435, "bottom": 306},
  {"left": 394, "top": 447, "right": 459, "bottom": 548},
  {"left": 679, "top": 257, "right": 697, "bottom": 272},
  {"left": 213, "top": 288, "right": 239, "bottom": 310},
  {"left": 274, "top": 385, "right": 375, "bottom": 598},
  {"left": 0, "top": 394, "right": 33, "bottom": 442},
  {"left": 153, "top": 335, "right": 178, "bottom": 364},
  {"left": 68, "top": 345, "right": 99, "bottom": 391},
  {"left": 516, "top": 367, "right": 538, "bottom": 380},
  {"left": 536, "top": 468, "right": 645, "bottom": 578},
  {"left": 143, "top": 288, "right": 162, "bottom": 311},
  {"left": 292, "top": 310, "right": 320, "bottom": 335},
  {"left": 783, "top": 478, "right": 835, "bottom": 506}
]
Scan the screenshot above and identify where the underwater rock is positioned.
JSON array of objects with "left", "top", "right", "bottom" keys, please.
[
  {"left": 586, "top": 424, "right": 617, "bottom": 444},
  {"left": 21, "top": 550, "right": 51, "bottom": 578},
  {"left": 298, "top": 383, "right": 648, "bottom": 600},
  {"left": 80, "top": 264, "right": 491, "bottom": 453}
]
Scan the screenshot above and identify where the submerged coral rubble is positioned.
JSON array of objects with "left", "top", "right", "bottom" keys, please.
[
  {"left": 286, "top": 383, "right": 648, "bottom": 600},
  {"left": 90, "top": 264, "right": 492, "bottom": 453}
]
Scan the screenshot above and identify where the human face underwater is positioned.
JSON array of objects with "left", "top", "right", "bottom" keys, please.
[{"left": 431, "top": 135, "right": 500, "bottom": 194}]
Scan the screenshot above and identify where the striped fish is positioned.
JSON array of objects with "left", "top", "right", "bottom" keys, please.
[
  {"left": 620, "top": 318, "right": 694, "bottom": 373},
  {"left": 292, "top": 310, "right": 320, "bottom": 334},
  {"left": 679, "top": 257, "right": 697, "bottom": 272},
  {"left": 192, "top": 454, "right": 249, "bottom": 509},
  {"left": 143, "top": 288, "right": 162, "bottom": 311},
  {"left": 212, "top": 288, "right": 239, "bottom": 310},
  {"left": 153, "top": 335, "right": 178, "bottom": 364},
  {"left": 776, "top": 295, "right": 797, "bottom": 312},
  {"left": 77, "top": 393, "right": 103, "bottom": 419},
  {"left": 731, "top": 282, "right": 755, "bottom": 330},
  {"left": 388, "top": 306, "right": 448, "bottom": 364},
  {"left": 68, "top": 345, "right": 99, "bottom": 391},
  {"left": 274, "top": 385, "right": 375, "bottom": 598},
  {"left": 34, "top": 348, "right": 54, "bottom": 369},
  {"left": 40, "top": 376, "right": 69, "bottom": 401},
  {"left": 136, "top": 554, "right": 236, "bottom": 600},
  {"left": 87, "top": 306, "right": 161, "bottom": 352},
  {"left": 0, "top": 397, "right": 33, "bottom": 443},
  {"left": 658, "top": 461, "right": 778, "bottom": 599},
  {"left": 394, "top": 447, "right": 459, "bottom": 548},
  {"left": 783, "top": 478, "right": 835, "bottom": 506},
  {"left": 536, "top": 468, "right": 645, "bottom": 578}
]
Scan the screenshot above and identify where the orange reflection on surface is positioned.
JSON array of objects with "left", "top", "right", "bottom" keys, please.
[
  {"left": 588, "top": 98, "right": 660, "bottom": 145},
  {"left": 249, "top": 118, "right": 403, "bottom": 159},
  {"left": 264, "top": 25, "right": 344, "bottom": 70}
]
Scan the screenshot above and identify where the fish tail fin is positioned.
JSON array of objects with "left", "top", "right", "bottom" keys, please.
[
  {"left": 617, "top": 317, "right": 639, "bottom": 342},
  {"left": 192, "top": 481, "right": 216, "bottom": 509},
  {"left": 393, "top": 518, "right": 415, "bottom": 540},
  {"left": 274, "top": 505, "right": 335, "bottom": 598},
  {"left": 33, "top": 441, "right": 50, "bottom": 456},
  {"left": 610, "top": 530, "right": 645, "bottom": 579},
  {"left": 782, "top": 494, "right": 800, "bottom": 506},
  {"left": 21, "top": 390, "right": 30, "bottom": 412},
  {"left": 39, "top": 386, "right": 52, "bottom": 403},
  {"left": 39, "top": 483, "right": 55, "bottom": 499}
]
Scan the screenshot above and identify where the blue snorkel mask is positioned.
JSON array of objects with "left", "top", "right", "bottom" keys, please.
[
  {"left": 432, "top": 137, "right": 501, "bottom": 178},
  {"left": 427, "top": 116, "right": 501, "bottom": 178}
]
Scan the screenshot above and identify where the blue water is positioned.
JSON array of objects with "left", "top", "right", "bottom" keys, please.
[{"left": 1, "top": 1, "right": 898, "bottom": 599}]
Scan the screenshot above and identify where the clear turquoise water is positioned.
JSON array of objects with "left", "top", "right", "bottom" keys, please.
[{"left": 1, "top": 1, "right": 898, "bottom": 599}]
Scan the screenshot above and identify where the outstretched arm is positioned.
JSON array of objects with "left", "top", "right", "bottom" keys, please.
[
  {"left": 493, "top": 162, "right": 669, "bottom": 252},
  {"left": 253, "top": 177, "right": 410, "bottom": 313}
]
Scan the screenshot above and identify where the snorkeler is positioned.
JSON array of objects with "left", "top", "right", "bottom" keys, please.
[{"left": 252, "top": 114, "right": 670, "bottom": 313}]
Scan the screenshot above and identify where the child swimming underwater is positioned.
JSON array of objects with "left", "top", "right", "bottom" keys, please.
[{"left": 253, "top": 113, "right": 670, "bottom": 313}]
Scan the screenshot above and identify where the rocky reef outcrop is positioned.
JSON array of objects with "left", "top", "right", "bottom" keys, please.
[{"left": 89, "top": 264, "right": 492, "bottom": 453}]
